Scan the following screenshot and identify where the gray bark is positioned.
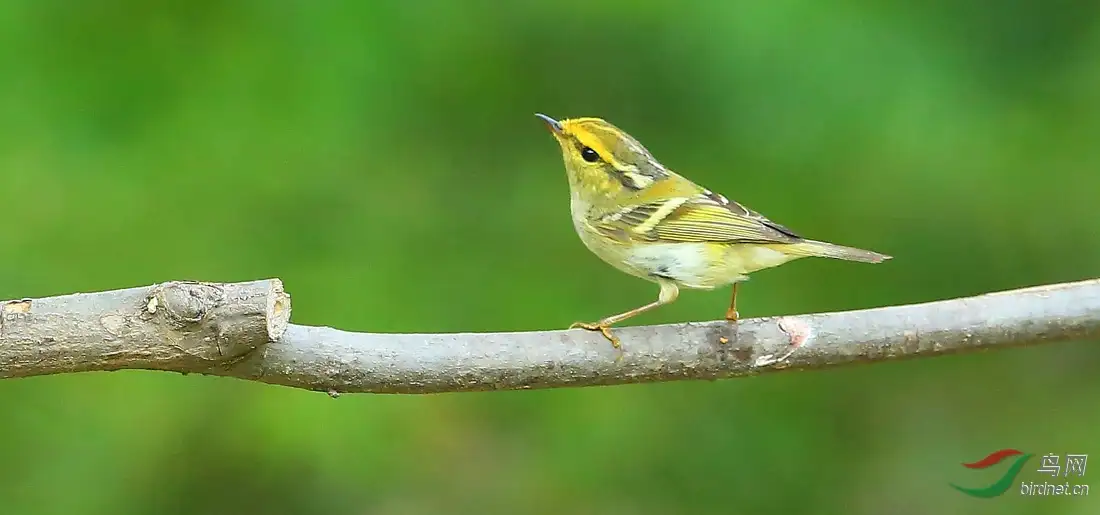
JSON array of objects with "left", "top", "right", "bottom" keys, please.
[{"left": 2, "top": 278, "right": 1097, "bottom": 394}]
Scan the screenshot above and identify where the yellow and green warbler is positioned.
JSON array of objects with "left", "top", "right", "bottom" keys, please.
[{"left": 536, "top": 113, "right": 890, "bottom": 348}]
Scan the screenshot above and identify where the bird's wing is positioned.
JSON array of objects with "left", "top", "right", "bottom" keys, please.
[{"left": 592, "top": 191, "right": 802, "bottom": 245}]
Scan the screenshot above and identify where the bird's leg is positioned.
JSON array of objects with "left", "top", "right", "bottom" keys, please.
[
  {"left": 725, "top": 282, "right": 739, "bottom": 322},
  {"left": 570, "top": 280, "right": 680, "bottom": 349}
]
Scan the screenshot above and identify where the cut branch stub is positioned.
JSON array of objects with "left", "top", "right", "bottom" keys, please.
[
  {"left": 145, "top": 281, "right": 288, "bottom": 361},
  {"left": 0, "top": 279, "right": 290, "bottom": 379}
]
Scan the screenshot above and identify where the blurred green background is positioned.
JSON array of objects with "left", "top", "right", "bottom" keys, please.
[{"left": 1, "top": 1, "right": 1097, "bottom": 514}]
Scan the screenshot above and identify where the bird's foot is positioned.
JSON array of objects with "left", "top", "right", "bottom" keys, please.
[{"left": 568, "top": 321, "right": 621, "bottom": 349}]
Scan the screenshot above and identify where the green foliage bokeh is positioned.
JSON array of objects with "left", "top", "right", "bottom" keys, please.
[{"left": 0, "top": 1, "right": 1097, "bottom": 514}]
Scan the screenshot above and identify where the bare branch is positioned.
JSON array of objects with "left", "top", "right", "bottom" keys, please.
[{"left": 2, "top": 278, "right": 1097, "bottom": 394}]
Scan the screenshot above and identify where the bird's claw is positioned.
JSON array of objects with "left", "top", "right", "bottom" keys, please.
[
  {"left": 568, "top": 321, "right": 621, "bottom": 349},
  {"left": 725, "top": 309, "right": 739, "bottom": 322}
]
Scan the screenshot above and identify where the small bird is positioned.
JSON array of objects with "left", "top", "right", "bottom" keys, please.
[{"left": 536, "top": 113, "right": 891, "bottom": 348}]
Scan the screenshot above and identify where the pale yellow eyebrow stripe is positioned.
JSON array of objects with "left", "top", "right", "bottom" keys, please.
[{"left": 566, "top": 123, "right": 646, "bottom": 177}]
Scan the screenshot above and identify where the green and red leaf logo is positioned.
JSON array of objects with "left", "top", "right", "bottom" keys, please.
[{"left": 950, "top": 449, "right": 1034, "bottom": 498}]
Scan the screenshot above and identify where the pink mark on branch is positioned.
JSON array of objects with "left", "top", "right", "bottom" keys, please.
[
  {"left": 754, "top": 317, "right": 814, "bottom": 367},
  {"left": 777, "top": 317, "right": 812, "bottom": 349}
]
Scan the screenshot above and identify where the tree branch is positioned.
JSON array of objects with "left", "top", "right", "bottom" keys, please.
[{"left": 2, "top": 278, "right": 1097, "bottom": 394}]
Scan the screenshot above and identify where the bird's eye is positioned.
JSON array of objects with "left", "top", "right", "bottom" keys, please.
[{"left": 580, "top": 147, "right": 600, "bottom": 162}]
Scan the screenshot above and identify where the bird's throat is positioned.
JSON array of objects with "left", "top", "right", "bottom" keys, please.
[{"left": 568, "top": 169, "right": 625, "bottom": 202}]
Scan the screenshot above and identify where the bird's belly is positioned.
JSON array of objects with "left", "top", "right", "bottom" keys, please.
[
  {"left": 623, "top": 242, "right": 723, "bottom": 289},
  {"left": 623, "top": 243, "right": 801, "bottom": 290}
]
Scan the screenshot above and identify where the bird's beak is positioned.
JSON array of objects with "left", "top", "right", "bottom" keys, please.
[{"left": 535, "top": 113, "right": 564, "bottom": 136}]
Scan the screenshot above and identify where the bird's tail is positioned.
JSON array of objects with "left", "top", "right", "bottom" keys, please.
[{"left": 781, "top": 239, "right": 891, "bottom": 264}]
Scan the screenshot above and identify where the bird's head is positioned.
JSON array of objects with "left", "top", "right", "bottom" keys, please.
[{"left": 535, "top": 113, "right": 670, "bottom": 200}]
